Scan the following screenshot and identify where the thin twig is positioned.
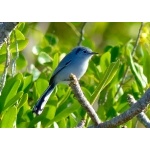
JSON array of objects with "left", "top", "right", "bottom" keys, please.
[
  {"left": 77, "top": 22, "right": 86, "bottom": 46},
  {"left": 11, "top": 30, "right": 19, "bottom": 76},
  {"left": 0, "top": 38, "right": 10, "bottom": 95},
  {"left": 96, "top": 88, "right": 150, "bottom": 128},
  {"left": 114, "top": 22, "right": 144, "bottom": 98},
  {"left": 127, "top": 94, "right": 150, "bottom": 128},
  {"left": 69, "top": 74, "right": 101, "bottom": 125},
  {"left": 76, "top": 119, "right": 86, "bottom": 128},
  {"left": 131, "top": 22, "right": 144, "bottom": 55}
]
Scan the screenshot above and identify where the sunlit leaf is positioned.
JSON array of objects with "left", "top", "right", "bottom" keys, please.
[
  {"left": 0, "top": 79, "right": 21, "bottom": 113},
  {"left": 17, "top": 22, "right": 26, "bottom": 31},
  {"left": 3, "top": 91, "right": 23, "bottom": 111},
  {"left": 30, "top": 64, "right": 41, "bottom": 81},
  {"left": 52, "top": 53, "right": 59, "bottom": 70},
  {"left": 0, "top": 64, "right": 4, "bottom": 73},
  {"left": 38, "top": 52, "right": 52, "bottom": 64},
  {"left": 17, "top": 93, "right": 28, "bottom": 110},
  {"left": 14, "top": 29, "right": 25, "bottom": 40},
  {"left": 57, "top": 118, "right": 66, "bottom": 128},
  {"left": 0, "top": 39, "right": 28, "bottom": 55},
  {"left": 0, "top": 106, "right": 17, "bottom": 128},
  {"left": 100, "top": 51, "right": 111, "bottom": 72}
]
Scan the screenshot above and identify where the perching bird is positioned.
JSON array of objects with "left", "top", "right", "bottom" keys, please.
[{"left": 33, "top": 46, "right": 98, "bottom": 115}]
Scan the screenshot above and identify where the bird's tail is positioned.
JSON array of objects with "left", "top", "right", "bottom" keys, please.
[{"left": 32, "top": 83, "right": 56, "bottom": 115}]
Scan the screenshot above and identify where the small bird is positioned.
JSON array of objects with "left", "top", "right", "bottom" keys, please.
[{"left": 33, "top": 46, "right": 98, "bottom": 115}]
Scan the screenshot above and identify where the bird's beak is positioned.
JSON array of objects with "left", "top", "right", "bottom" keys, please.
[{"left": 91, "top": 52, "right": 98, "bottom": 55}]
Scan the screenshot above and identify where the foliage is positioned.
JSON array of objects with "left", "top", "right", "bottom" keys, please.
[{"left": 0, "top": 22, "right": 150, "bottom": 128}]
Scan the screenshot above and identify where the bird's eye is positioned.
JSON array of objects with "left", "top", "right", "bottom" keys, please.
[{"left": 83, "top": 50, "right": 86, "bottom": 53}]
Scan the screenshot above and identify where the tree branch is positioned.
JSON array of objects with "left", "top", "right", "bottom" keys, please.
[
  {"left": 127, "top": 94, "right": 150, "bottom": 128},
  {"left": 96, "top": 88, "right": 150, "bottom": 128},
  {"left": 77, "top": 22, "right": 86, "bottom": 46},
  {"left": 0, "top": 22, "right": 19, "bottom": 95},
  {"left": 0, "top": 38, "right": 10, "bottom": 95},
  {"left": 0, "top": 22, "right": 18, "bottom": 46},
  {"left": 76, "top": 119, "right": 86, "bottom": 128},
  {"left": 69, "top": 74, "right": 101, "bottom": 125},
  {"left": 11, "top": 30, "right": 19, "bottom": 76}
]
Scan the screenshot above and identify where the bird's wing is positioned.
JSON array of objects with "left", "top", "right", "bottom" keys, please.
[{"left": 49, "top": 59, "right": 72, "bottom": 85}]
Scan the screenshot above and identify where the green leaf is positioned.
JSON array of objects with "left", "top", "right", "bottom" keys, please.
[
  {"left": 17, "top": 93, "right": 28, "bottom": 110},
  {"left": 45, "top": 101, "right": 80, "bottom": 127},
  {"left": 97, "top": 105, "right": 106, "bottom": 121},
  {"left": 5, "top": 80, "right": 21, "bottom": 102},
  {"left": 34, "top": 78, "right": 49, "bottom": 97},
  {"left": 33, "top": 78, "right": 49, "bottom": 108},
  {"left": 38, "top": 52, "right": 52, "bottom": 64},
  {"left": 91, "top": 59, "right": 120, "bottom": 105},
  {"left": 82, "top": 87, "right": 92, "bottom": 102},
  {"left": 57, "top": 118, "right": 66, "bottom": 128},
  {"left": 106, "top": 107, "right": 117, "bottom": 119},
  {"left": 14, "top": 29, "right": 25, "bottom": 40},
  {"left": 32, "top": 45, "right": 52, "bottom": 55},
  {"left": 143, "top": 47, "right": 150, "bottom": 83},
  {"left": 52, "top": 53, "right": 59, "bottom": 70},
  {"left": 16, "top": 53, "right": 27, "bottom": 70},
  {"left": 17, "top": 101, "right": 32, "bottom": 127},
  {"left": 0, "top": 76, "right": 21, "bottom": 113},
  {"left": 109, "top": 46, "right": 120, "bottom": 62},
  {"left": 0, "top": 106, "right": 17, "bottom": 128},
  {"left": 10, "top": 39, "right": 28, "bottom": 52},
  {"left": 128, "top": 52, "right": 147, "bottom": 91},
  {"left": 0, "top": 54, "right": 6, "bottom": 64},
  {"left": 45, "top": 34, "right": 59, "bottom": 46},
  {"left": 57, "top": 88, "right": 71, "bottom": 106},
  {"left": 32, "top": 46, "right": 42, "bottom": 55},
  {"left": 68, "top": 114, "right": 77, "bottom": 127},
  {"left": 45, "top": 95, "right": 58, "bottom": 120},
  {"left": 0, "top": 39, "right": 28, "bottom": 55},
  {"left": 22, "top": 75, "right": 33, "bottom": 91},
  {"left": 30, "top": 64, "right": 41, "bottom": 81},
  {"left": 100, "top": 52, "right": 111, "bottom": 72},
  {"left": 88, "top": 60, "right": 101, "bottom": 80},
  {"left": 17, "top": 22, "right": 26, "bottom": 31},
  {"left": 0, "top": 64, "right": 4, "bottom": 73},
  {"left": 3, "top": 91, "right": 23, "bottom": 111}
]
